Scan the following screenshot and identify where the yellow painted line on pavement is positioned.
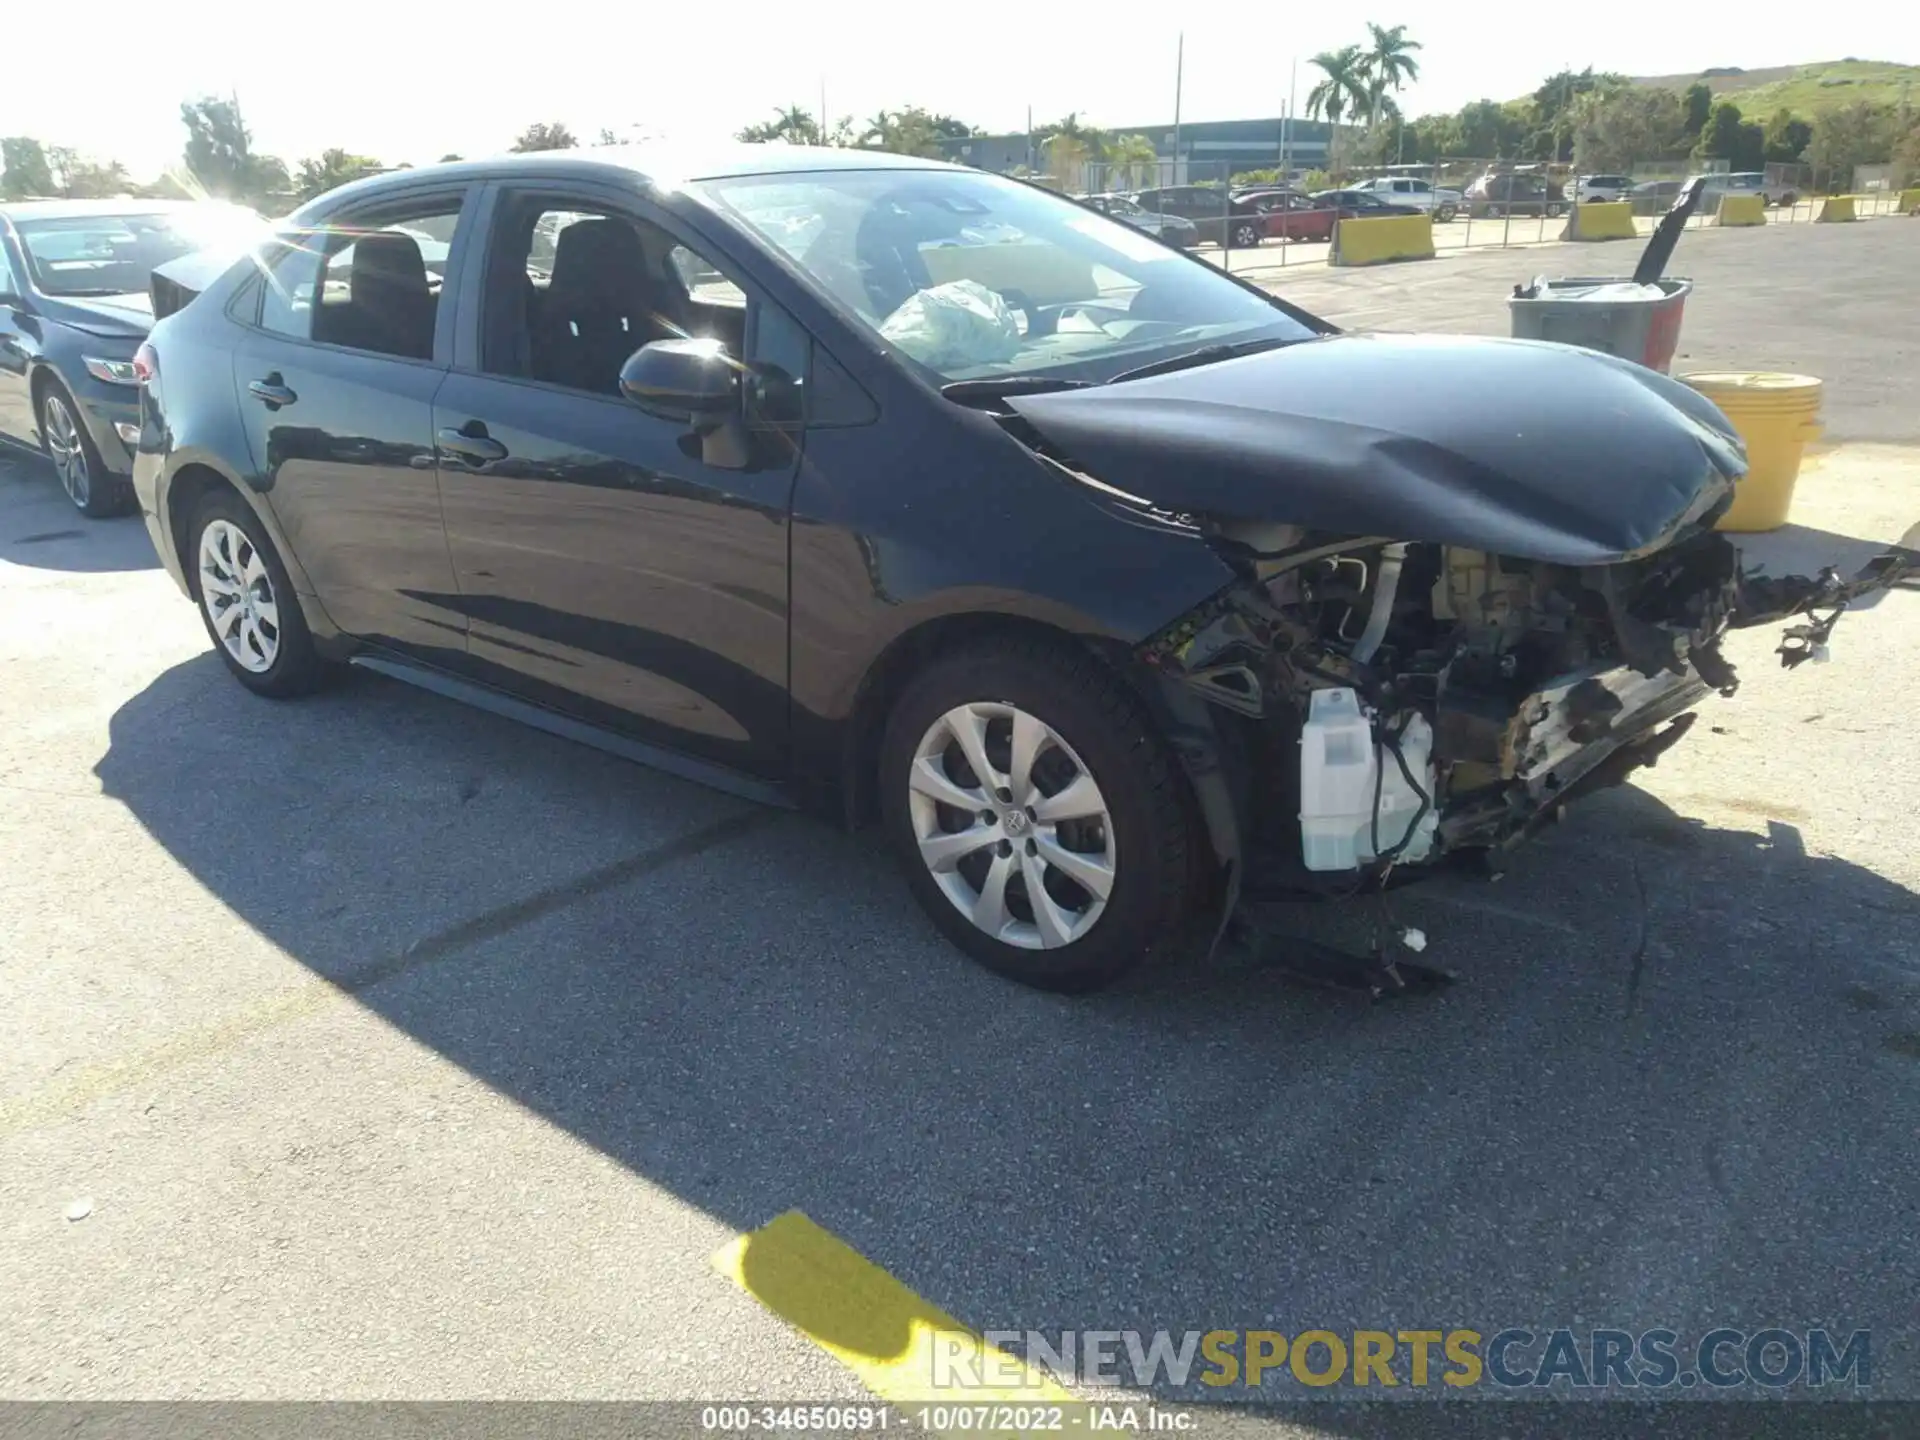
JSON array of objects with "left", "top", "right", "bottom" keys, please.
[{"left": 715, "top": 1211, "right": 1073, "bottom": 1420}]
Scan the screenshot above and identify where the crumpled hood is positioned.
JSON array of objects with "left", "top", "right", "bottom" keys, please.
[
  {"left": 1008, "top": 332, "right": 1748, "bottom": 566},
  {"left": 39, "top": 290, "right": 154, "bottom": 338}
]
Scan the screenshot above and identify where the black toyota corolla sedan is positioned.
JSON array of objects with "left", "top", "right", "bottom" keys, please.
[
  {"left": 131, "top": 145, "right": 1907, "bottom": 992},
  {"left": 0, "top": 199, "right": 264, "bottom": 515}
]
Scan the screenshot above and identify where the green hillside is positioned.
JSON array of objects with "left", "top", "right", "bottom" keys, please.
[{"left": 1632, "top": 60, "right": 1919, "bottom": 117}]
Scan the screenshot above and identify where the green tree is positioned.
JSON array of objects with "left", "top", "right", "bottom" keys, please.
[
  {"left": 181, "top": 97, "right": 259, "bottom": 200},
  {"left": 1572, "top": 87, "right": 1690, "bottom": 172},
  {"left": 1682, "top": 82, "right": 1714, "bottom": 139},
  {"left": 860, "top": 107, "right": 953, "bottom": 160},
  {"left": 1762, "top": 109, "right": 1812, "bottom": 163},
  {"left": 511, "top": 122, "right": 577, "bottom": 152},
  {"left": 1306, "top": 46, "right": 1368, "bottom": 171},
  {"left": 2, "top": 136, "right": 56, "bottom": 198},
  {"left": 737, "top": 105, "right": 855, "bottom": 147},
  {"left": 1805, "top": 100, "right": 1898, "bottom": 174},
  {"left": 294, "top": 148, "right": 383, "bottom": 202},
  {"left": 438, "top": 153, "right": 464, "bottom": 163},
  {"left": 49, "top": 149, "right": 132, "bottom": 198},
  {"left": 1103, "top": 132, "right": 1160, "bottom": 189},
  {"left": 1453, "top": 99, "right": 1526, "bottom": 159},
  {"left": 1530, "top": 68, "right": 1629, "bottom": 161},
  {"left": 1694, "top": 102, "right": 1765, "bottom": 171}
]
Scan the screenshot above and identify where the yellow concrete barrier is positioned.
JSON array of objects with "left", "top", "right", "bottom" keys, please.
[
  {"left": 1816, "top": 195, "right": 1857, "bottom": 222},
  {"left": 1330, "top": 213, "right": 1435, "bottom": 267},
  {"left": 1561, "top": 201, "right": 1638, "bottom": 240},
  {"left": 1714, "top": 193, "right": 1767, "bottom": 227},
  {"left": 1900, "top": 187, "right": 1920, "bottom": 214}
]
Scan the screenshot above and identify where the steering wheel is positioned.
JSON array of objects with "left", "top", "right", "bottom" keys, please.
[{"left": 1000, "top": 291, "right": 1125, "bottom": 339}]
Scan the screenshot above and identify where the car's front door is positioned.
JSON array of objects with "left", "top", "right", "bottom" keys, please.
[
  {"left": 233, "top": 185, "right": 476, "bottom": 660},
  {"left": 431, "top": 185, "right": 804, "bottom": 779}
]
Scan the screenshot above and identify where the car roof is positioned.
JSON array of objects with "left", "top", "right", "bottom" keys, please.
[
  {"left": 300, "top": 142, "right": 961, "bottom": 216},
  {"left": 0, "top": 197, "right": 222, "bottom": 221}
]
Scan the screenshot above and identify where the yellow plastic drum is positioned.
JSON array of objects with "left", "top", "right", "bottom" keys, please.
[{"left": 1679, "top": 372, "right": 1824, "bottom": 532}]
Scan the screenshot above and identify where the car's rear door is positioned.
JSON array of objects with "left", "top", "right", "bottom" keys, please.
[
  {"left": 430, "top": 181, "right": 805, "bottom": 780},
  {"left": 231, "top": 182, "right": 478, "bottom": 659}
]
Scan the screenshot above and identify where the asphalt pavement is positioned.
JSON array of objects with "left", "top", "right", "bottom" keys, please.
[{"left": 2, "top": 218, "right": 1917, "bottom": 1421}]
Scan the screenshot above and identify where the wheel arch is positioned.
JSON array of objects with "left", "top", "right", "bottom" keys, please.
[
  {"left": 836, "top": 609, "right": 1202, "bottom": 841},
  {"left": 160, "top": 451, "right": 335, "bottom": 640},
  {"left": 165, "top": 461, "right": 245, "bottom": 600}
]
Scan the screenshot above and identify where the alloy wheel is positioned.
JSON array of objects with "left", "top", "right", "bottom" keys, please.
[
  {"left": 906, "top": 702, "right": 1116, "bottom": 950},
  {"left": 43, "top": 394, "right": 90, "bottom": 510},
  {"left": 198, "top": 518, "right": 281, "bottom": 673}
]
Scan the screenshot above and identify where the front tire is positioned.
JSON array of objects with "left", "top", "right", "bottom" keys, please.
[
  {"left": 879, "top": 639, "right": 1196, "bottom": 993},
  {"left": 189, "top": 490, "right": 328, "bottom": 698},
  {"left": 1435, "top": 204, "right": 1457, "bottom": 223},
  {"left": 40, "top": 380, "right": 128, "bottom": 519}
]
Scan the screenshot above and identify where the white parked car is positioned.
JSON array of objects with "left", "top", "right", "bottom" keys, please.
[
  {"left": 1349, "top": 176, "right": 1463, "bottom": 221},
  {"left": 1692, "top": 171, "right": 1798, "bottom": 207},
  {"left": 1573, "top": 174, "right": 1634, "bottom": 204}
]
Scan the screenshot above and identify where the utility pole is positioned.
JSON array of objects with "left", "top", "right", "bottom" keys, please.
[
  {"left": 1171, "top": 32, "right": 1184, "bottom": 184},
  {"left": 819, "top": 78, "right": 827, "bottom": 146},
  {"left": 1282, "top": 57, "right": 1296, "bottom": 177}
]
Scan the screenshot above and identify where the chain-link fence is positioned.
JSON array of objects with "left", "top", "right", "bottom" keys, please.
[{"left": 1064, "top": 150, "right": 1914, "bottom": 277}]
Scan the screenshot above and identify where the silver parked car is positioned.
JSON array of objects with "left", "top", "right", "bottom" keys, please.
[{"left": 1074, "top": 192, "right": 1200, "bottom": 248}]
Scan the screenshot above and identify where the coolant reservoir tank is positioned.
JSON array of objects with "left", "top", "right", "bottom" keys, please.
[{"left": 1299, "top": 688, "right": 1439, "bottom": 871}]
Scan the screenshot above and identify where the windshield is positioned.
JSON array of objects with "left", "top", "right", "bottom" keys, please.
[
  {"left": 693, "top": 168, "right": 1317, "bottom": 384},
  {"left": 15, "top": 204, "right": 266, "bottom": 297}
]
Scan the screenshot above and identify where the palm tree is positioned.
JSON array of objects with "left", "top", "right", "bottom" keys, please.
[
  {"left": 1035, "top": 113, "right": 1108, "bottom": 190},
  {"left": 1360, "top": 23, "right": 1423, "bottom": 126},
  {"left": 1306, "top": 46, "right": 1367, "bottom": 174},
  {"left": 1103, "top": 133, "right": 1160, "bottom": 190}
]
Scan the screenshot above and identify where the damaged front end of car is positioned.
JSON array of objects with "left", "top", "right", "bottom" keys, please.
[
  {"left": 1138, "top": 518, "right": 1915, "bottom": 905},
  {"left": 999, "top": 333, "right": 1916, "bottom": 915}
]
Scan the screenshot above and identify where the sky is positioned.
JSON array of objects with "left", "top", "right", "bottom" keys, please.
[{"left": 6, "top": 1, "right": 1916, "bottom": 182}]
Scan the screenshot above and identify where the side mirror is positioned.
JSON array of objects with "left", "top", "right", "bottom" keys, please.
[{"left": 619, "top": 338, "right": 741, "bottom": 425}]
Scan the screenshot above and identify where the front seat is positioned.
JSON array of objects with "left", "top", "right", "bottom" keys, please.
[{"left": 533, "top": 219, "right": 670, "bottom": 394}]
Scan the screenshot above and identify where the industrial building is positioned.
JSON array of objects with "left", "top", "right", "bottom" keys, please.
[{"left": 937, "top": 115, "right": 1337, "bottom": 183}]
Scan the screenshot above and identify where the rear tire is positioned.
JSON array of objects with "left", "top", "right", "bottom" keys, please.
[
  {"left": 879, "top": 639, "right": 1196, "bottom": 993},
  {"left": 1231, "top": 221, "right": 1260, "bottom": 249},
  {"left": 188, "top": 489, "right": 328, "bottom": 698}
]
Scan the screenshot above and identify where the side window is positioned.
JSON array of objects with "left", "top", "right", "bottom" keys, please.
[
  {"left": 0, "top": 242, "right": 17, "bottom": 296},
  {"left": 258, "top": 200, "right": 462, "bottom": 361},
  {"left": 479, "top": 192, "right": 805, "bottom": 418}
]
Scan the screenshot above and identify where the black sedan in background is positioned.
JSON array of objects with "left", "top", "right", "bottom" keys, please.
[
  {"left": 0, "top": 199, "right": 263, "bottom": 515},
  {"left": 1308, "top": 188, "right": 1426, "bottom": 218},
  {"left": 132, "top": 146, "right": 1896, "bottom": 994}
]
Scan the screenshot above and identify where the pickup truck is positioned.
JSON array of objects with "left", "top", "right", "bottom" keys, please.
[{"left": 1348, "top": 176, "right": 1463, "bottom": 221}]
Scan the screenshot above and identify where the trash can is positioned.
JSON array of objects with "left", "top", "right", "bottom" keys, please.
[
  {"left": 1507, "top": 276, "right": 1693, "bottom": 373},
  {"left": 1507, "top": 176, "right": 1707, "bottom": 374},
  {"left": 1680, "top": 372, "right": 1824, "bottom": 533}
]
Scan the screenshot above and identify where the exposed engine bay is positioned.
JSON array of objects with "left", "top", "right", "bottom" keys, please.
[{"left": 1139, "top": 518, "right": 1914, "bottom": 894}]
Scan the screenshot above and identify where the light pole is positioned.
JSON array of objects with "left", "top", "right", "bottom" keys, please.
[{"left": 1171, "top": 32, "right": 1184, "bottom": 184}]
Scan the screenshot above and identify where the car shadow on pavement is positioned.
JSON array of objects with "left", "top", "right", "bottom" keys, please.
[
  {"left": 0, "top": 455, "right": 160, "bottom": 574},
  {"left": 93, "top": 652, "right": 1920, "bottom": 1406}
]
